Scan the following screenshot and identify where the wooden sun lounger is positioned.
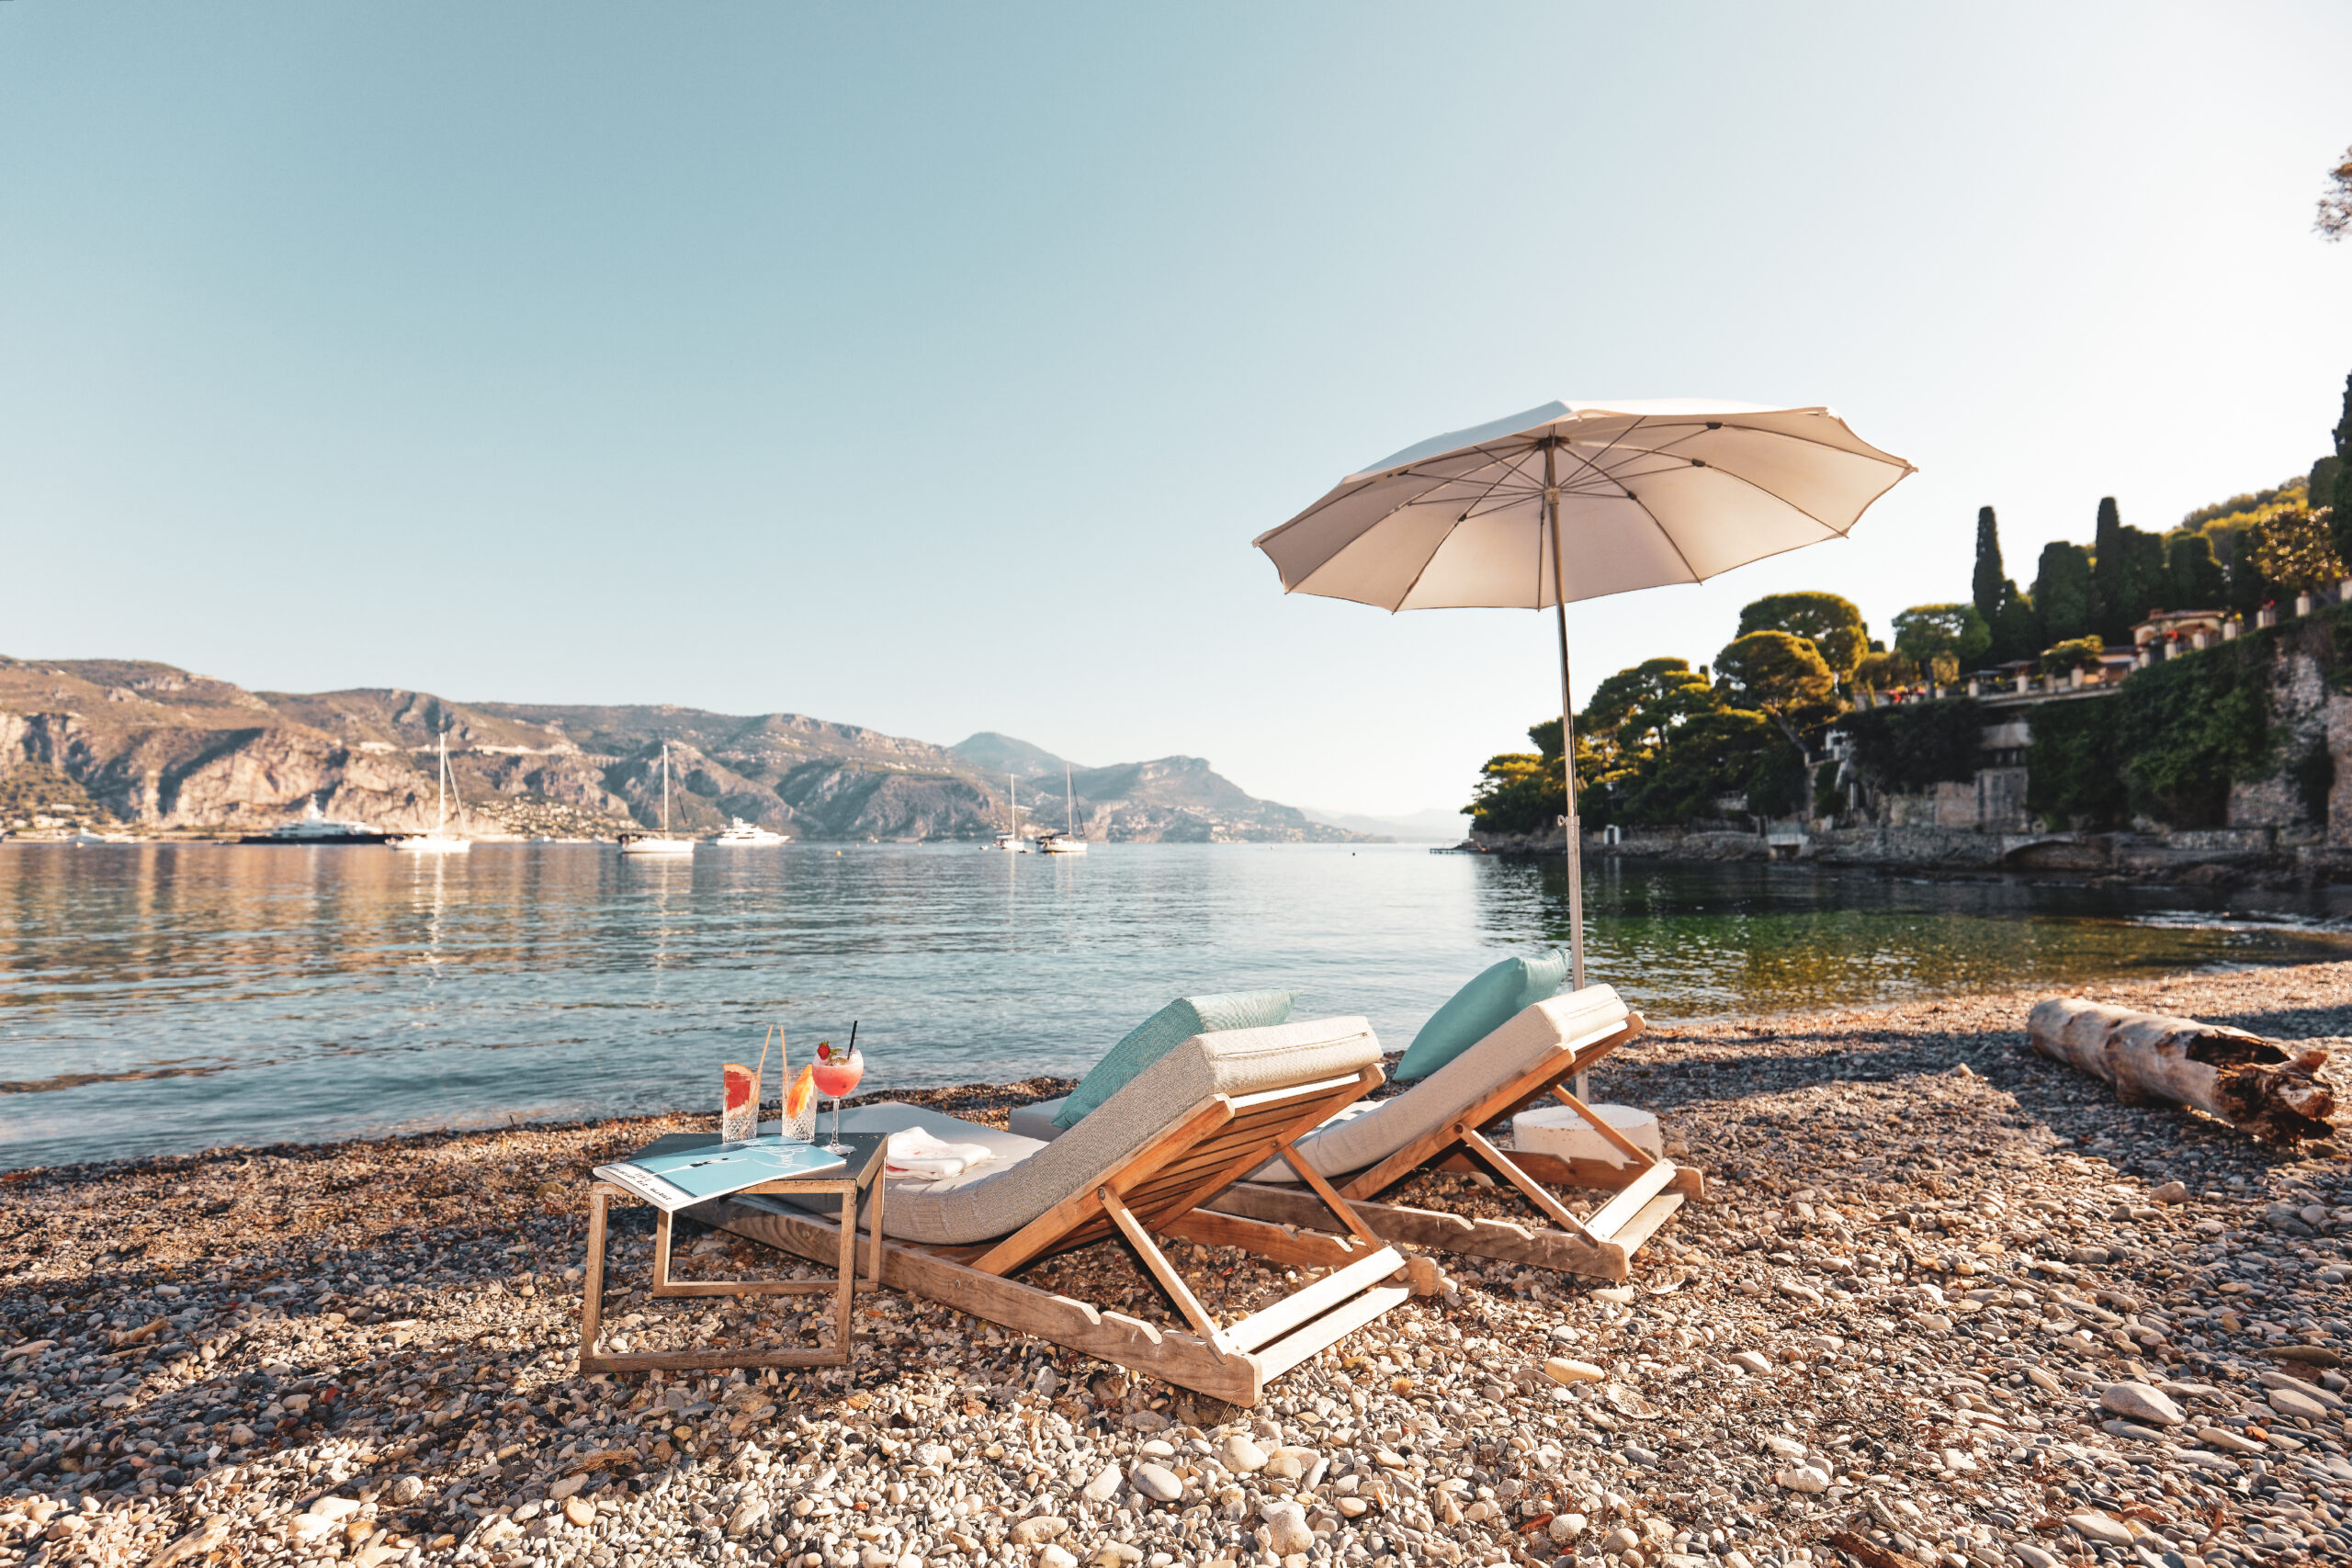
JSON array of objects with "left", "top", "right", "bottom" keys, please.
[
  {"left": 1208, "top": 1011, "right": 1703, "bottom": 1282},
  {"left": 705, "top": 1064, "right": 1412, "bottom": 1406}
]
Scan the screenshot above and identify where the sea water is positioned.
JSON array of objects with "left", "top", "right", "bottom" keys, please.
[{"left": 3, "top": 840, "right": 2348, "bottom": 1169}]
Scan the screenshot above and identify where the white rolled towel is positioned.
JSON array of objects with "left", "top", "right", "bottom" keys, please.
[{"left": 884, "top": 1127, "right": 995, "bottom": 1180}]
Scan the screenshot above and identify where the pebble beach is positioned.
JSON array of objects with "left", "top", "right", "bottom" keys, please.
[{"left": 3, "top": 964, "right": 2350, "bottom": 1568}]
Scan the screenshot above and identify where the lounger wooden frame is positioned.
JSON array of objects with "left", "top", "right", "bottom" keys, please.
[
  {"left": 707, "top": 1065, "right": 1411, "bottom": 1406},
  {"left": 1209, "top": 1011, "right": 1704, "bottom": 1282}
]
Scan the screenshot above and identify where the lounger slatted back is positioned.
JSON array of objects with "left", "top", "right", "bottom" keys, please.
[
  {"left": 1207, "top": 987, "right": 1703, "bottom": 1281},
  {"left": 703, "top": 1017, "right": 1412, "bottom": 1406}
]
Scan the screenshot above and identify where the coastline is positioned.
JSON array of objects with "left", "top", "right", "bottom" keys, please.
[
  {"left": 3, "top": 968, "right": 2349, "bottom": 1568},
  {"left": 1462, "top": 829, "right": 2352, "bottom": 889}
]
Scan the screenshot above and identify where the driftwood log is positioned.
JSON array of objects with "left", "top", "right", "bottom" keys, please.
[{"left": 2027, "top": 998, "right": 2336, "bottom": 1144}]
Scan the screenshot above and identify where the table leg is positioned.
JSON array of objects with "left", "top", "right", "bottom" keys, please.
[
  {"left": 833, "top": 1187, "right": 855, "bottom": 1363},
  {"left": 581, "top": 1190, "right": 610, "bottom": 1359},
  {"left": 867, "top": 1175, "right": 886, "bottom": 1286},
  {"left": 652, "top": 1207, "right": 674, "bottom": 1292}
]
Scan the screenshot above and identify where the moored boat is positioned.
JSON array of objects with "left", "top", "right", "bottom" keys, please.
[
  {"left": 1034, "top": 761, "right": 1088, "bottom": 853},
  {"left": 392, "top": 732, "right": 472, "bottom": 853},
  {"left": 707, "top": 818, "right": 790, "bottom": 846},
  {"left": 618, "top": 743, "right": 696, "bottom": 856},
  {"left": 990, "top": 773, "right": 1027, "bottom": 852},
  {"left": 241, "top": 796, "right": 395, "bottom": 845}
]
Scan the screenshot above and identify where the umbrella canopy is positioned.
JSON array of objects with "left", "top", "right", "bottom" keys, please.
[
  {"left": 1253, "top": 399, "right": 1914, "bottom": 997},
  {"left": 1253, "top": 400, "right": 1913, "bottom": 610}
]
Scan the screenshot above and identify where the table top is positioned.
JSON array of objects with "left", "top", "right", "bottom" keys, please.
[{"left": 628, "top": 1129, "right": 888, "bottom": 1190}]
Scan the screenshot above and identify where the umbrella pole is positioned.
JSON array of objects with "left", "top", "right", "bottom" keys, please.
[{"left": 1545, "top": 471, "right": 1590, "bottom": 1099}]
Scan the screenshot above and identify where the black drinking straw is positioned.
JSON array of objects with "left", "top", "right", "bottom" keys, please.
[{"left": 847, "top": 1021, "right": 859, "bottom": 1053}]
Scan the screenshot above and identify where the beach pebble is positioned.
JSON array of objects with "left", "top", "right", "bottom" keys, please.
[
  {"left": 1549, "top": 1513, "right": 1588, "bottom": 1543},
  {"left": 1775, "top": 1466, "right": 1830, "bottom": 1493},
  {"left": 2065, "top": 1515, "right": 2133, "bottom": 1549},
  {"left": 2101, "top": 1382, "right": 2185, "bottom": 1426},
  {"left": 1040, "top": 1547, "right": 1080, "bottom": 1568},
  {"left": 1129, "top": 1463, "right": 1182, "bottom": 1504},
  {"left": 2010, "top": 1545, "right": 2060, "bottom": 1568},
  {"left": 150, "top": 1517, "right": 231, "bottom": 1568},
  {"left": 564, "top": 1495, "right": 597, "bottom": 1529},
  {"left": 2197, "top": 1425, "right": 2263, "bottom": 1454},
  {"left": 308, "top": 1496, "right": 361, "bottom": 1521},
  {"left": 1593, "top": 1286, "right": 1636, "bottom": 1304},
  {"left": 548, "top": 1474, "right": 585, "bottom": 1501},
  {"left": 726, "top": 1499, "right": 766, "bottom": 1536},
  {"left": 2267, "top": 1382, "right": 2327, "bottom": 1420},
  {"left": 1082, "top": 1461, "right": 1123, "bottom": 1502},
  {"left": 388, "top": 1476, "right": 424, "bottom": 1506},
  {"left": 1544, "top": 1356, "right": 1605, "bottom": 1384},
  {"left": 2150, "top": 1180, "right": 2189, "bottom": 1203},
  {"left": 1261, "top": 1502, "right": 1315, "bottom": 1556},
  {"left": 1727, "top": 1350, "right": 1773, "bottom": 1375},
  {"left": 1604, "top": 1526, "right": 1642, "bottom": 1553},
  {"left": 1217, "top": 1433, "right": 1268, "bottom": 1472},
  {"left": 1010, "top": 1516, "right": 1070, "bottom": 1545},
  {"left": 1261, "top": 1446, "right": 1319, "bottom": 1481}
]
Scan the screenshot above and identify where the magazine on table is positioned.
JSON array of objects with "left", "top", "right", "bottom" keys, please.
[{"left": 594, "top": 1140, "right": 847, "bottom": 1213}]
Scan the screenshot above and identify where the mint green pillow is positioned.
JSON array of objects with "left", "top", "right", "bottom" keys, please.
[
  {"left": 1053, "top": 990, "right": 1295, "bottom": 1128},
  {"left": 1396, "top": 952, "right": 1572, "bottom": 1080}
]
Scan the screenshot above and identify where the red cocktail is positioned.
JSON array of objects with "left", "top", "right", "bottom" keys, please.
[{"left": 814, "top": 1036, "right": 865, "bottom": 1155}]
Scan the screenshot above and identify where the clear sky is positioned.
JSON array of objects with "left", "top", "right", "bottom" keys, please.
[{"left": 5, "top": 4, "right": 2349, "bottom": 818}]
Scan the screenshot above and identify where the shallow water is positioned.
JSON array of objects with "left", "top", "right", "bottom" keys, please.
[{"left": 4, "top": 840, "right": 2349, "bottom": 1168}]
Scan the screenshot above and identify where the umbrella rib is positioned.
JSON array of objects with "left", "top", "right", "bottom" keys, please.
[{"left": 1387, "top": 450, "right": 1545, "bottom": 610}]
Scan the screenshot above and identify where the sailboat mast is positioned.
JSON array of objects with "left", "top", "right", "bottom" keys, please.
[
  {"left": 662, "top": 743, "right": 673, "bottom": 835},
  {"left": 1066, "top": 761, "right": 1073, "bottom": 835},
  {"left": 435, "top": 732, "right": 448, "bottom": 831}
]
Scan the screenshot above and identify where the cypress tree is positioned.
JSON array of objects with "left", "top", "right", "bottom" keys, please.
[
  {"left": 2332, "top": 371, "right": 2352, "bottom": 562},
  {"left": 2124, "top": 528, "right": 2167, "bottom": 622},
  {"left": 2090, "top": 496, "right": 2124, "bottom": 638},
  {"left": 2032, "top": 541, "right": 2094, "bottom": 646},
  {"left": 1990, "top": 580, "right": 2039, "bottom": 663},
  {"left": 1971, "top": 506, "right": 2005, "bottom": 623},
  {"left": 2165, "top": 531, "right": 2226, "bottom": 610}
]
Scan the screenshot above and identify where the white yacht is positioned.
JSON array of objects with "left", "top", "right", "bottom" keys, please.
[
  {"left": 618, "top": 743, "right": 696, "bottom": 856},
  {"left": 989, "top": 773, "right": 1027, "bottom": 852},
  {"left": 707, "top": 818, "right": 789, "bottom": 846},
  {"left": 1034, "top": 761, "right": 1088, "bottom": 853},
  {"left": 393, "top": 733, "right": 472, "bottom": 853},
  {"left": 242, "top": 795, "right": 394, "bottom": 845}
]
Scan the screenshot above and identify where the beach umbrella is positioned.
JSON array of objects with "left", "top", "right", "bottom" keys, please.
[{"left": 1253, "top": 400, "right": 1914, "bottom": 990}]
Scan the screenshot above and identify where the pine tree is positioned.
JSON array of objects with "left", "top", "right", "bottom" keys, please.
[{"left": 1971, "top": 506, "right": 2005, "bottom": 623}]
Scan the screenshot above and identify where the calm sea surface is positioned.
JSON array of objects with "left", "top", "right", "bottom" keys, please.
[{"left": 6, "top": 841, "right": 2352, "bottom": 1170}]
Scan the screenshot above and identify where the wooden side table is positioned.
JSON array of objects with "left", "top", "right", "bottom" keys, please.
[{"left": 578, "top": 1131, "right": 887, "bottom": 1374}]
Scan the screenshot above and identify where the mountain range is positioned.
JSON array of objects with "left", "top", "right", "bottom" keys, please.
[{"left": 0, "top": 657, "right": 1377, "bottom": 843}]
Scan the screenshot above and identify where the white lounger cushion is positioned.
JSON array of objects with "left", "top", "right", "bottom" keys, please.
[
  {"left": 842, "top": 1016, "right": 1382, "bottom": 1247},
  {"left": 1247, "top": 985, "right": 1628, "bottom": 1183}
]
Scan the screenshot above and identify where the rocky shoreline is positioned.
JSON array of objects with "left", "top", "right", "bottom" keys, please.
[{"left": 4, "top": 970, "right": 2351, "bottom": 1568}]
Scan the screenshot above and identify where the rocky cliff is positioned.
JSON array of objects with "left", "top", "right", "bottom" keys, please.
[{"left": 0, "top": 656, "right": 1369, "bottom": 843}]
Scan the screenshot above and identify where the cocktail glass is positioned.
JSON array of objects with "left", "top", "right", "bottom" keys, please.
[
  {"left": 812, "top": 1041, "right": 865, "bottom": 1156},
  {"left": 721, "top": 1062, "right": 760, "bottom": 1145}
]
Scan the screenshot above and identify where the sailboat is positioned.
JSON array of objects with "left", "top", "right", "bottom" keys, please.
[
  {"left": 1034, "top": 761, "right": 1088, "bottom": 853},
  {"left": 392, "top": 732, "right": 472, "bottom": 853},
  {"left": 618, "top": 742, "right": 696, "bottom": 856},
  {"left": 989, "top": 773, "right": 1027, "bottom": 852}
]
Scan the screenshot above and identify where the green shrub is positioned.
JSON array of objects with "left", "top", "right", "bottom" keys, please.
[
  {"left": 1842, "top": 697, "right": 1985, "bottom": 794},
  {"left": 2110, "top": 635, "right": 2275, "bottom": 827},
  {"left": 2024, "top": 698, "right": 2128, "bottom": 827}
]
